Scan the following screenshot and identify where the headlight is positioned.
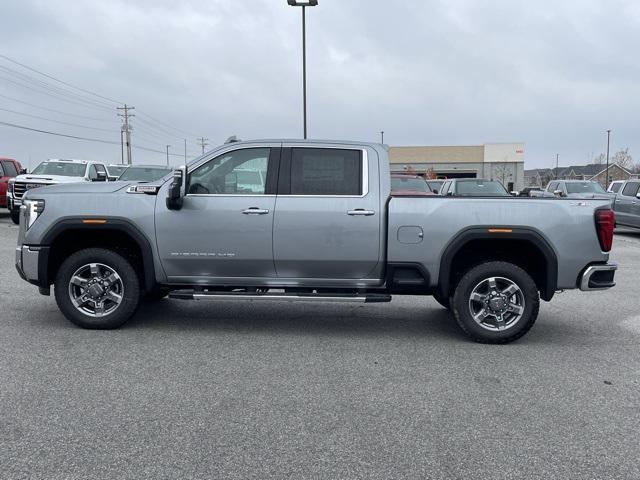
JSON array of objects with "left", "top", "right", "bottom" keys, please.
[{"left": 22, "top": 199, "right": 45, "bottom": 229}]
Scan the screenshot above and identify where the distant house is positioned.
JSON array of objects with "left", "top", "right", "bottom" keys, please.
[{"left": 524, "top": 163, "right": 635, "bottom": 188}]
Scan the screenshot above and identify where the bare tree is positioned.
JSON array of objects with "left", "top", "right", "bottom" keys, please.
[
  {"left": 593, "top": 153, "right": 605, "bottom": 164},
  {"left": 610, "top": 148, "right": 633, "bottom": 169},
  {"left": 493, "top": 163, "right": 512, "bottom": 186}
]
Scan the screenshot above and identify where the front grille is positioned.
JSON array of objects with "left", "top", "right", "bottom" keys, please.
[{"left": 13, "top": 181, "right": 53, "bottom": 199}]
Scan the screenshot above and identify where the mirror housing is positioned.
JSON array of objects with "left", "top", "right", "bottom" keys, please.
[
  {"left": 553, "top": 189, "right": 563, "bottom": 197},
  {"left": 166, "top": 166, "right": 186, "bottom": 210},
  {"left": 19, "top": 168, "right": 27, "bottom": 174},
  {"left": 95, "top": 171, "right": 108, "bottom": 182}
]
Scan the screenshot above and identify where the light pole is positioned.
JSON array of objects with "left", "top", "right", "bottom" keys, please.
[
  {"left": 166, "top": 145, "right": 171, "bottom": 166},
  {"left": 555, "top": 153, "right": 559, "bottom": 178},
  {"left": 605, "top": 129, "right": 611, "bottom": 187},
  {"left": 287, "top": 0, "right": 318, "bottom": 139},
  {"left": 380, "top": 131, "right": 384, "bottom": 144}
]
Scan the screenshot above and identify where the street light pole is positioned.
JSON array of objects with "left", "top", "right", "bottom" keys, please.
[
  {"left": 287, "top": 0, "right": 318, "bottom": 139},
  {"left": 606, "top": 129, "right": 611, "bottom": 187},
  {"left": 555, "top": 153, "right": 559, "bottom": 178},
  {"left": 381, "top": 131, "right": 384, "bottom": 144},
  {"left": 166, "top": 145, "right": 170, "bottom": 166}
]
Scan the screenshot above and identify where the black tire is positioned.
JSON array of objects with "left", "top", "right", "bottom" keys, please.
[
  {"left": 432, "top": 291, "right": 451, "bottom": 310},
  {"left": 144, "top": 288, "right": 169, "bottom": 301},
  {"left": 54, "top": 248, "right": 141, "bottom": 329},
  {"left": 10, "top": 209, "right": 20, "bottom": 225},
  {"left": 452, "top": 261, "right": 539, "bottom": 344}
]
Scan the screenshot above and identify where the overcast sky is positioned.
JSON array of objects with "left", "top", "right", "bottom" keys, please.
[{"left": 1, "top": 0, "right": 638, "bottom": 169}]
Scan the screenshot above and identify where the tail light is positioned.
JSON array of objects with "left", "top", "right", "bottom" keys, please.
[{"left": 595, "top": 209, "right": 615, "bottom": 252}]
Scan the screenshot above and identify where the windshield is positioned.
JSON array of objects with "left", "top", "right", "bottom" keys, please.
[
  {"left": 566, "top": 182, "right": 606, "bottom": 194},
  {"left": 107, "top": 166, "right": 128, "bottom": 177},
  {"left": 31, "top": 161, "right": 86, "bottom": 177},
  {"left": 118, "top": 166, "right": 172, "bottom": 182},
  {"left": 455, "top": 180, "right": 509, "bottom": 196},
  {"left": 391, "top": 176, "right": 429, "bottom": 192}
]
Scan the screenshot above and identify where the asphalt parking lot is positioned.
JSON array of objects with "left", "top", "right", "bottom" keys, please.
[{"left": 1, "top": 211, "right": 639, "bottom": 480}]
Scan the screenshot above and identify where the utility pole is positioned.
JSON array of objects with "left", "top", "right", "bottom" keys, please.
[
  {"left": 606, "top": 129, "right": 611, "bottom": 187},
  {"left": 120, "top": 127, "right": 125, "bottom": 164},
  {"left": 166, "top": 145, "right": 171, "bottom": 166},
  {"left": 117, "top": 104, "right": 135, "bottom": 165},
  {"left": 380, "top": 131, "right": 384, "bottom": 144},
  {"left": 197, "top": 137, "right": 209, "bottom": 155},
  {"left": 184, "top": 138, "right": 187, "bottom": 163},
  {"left": 555, "top": 153, "right": 559, "bottom": 178}
]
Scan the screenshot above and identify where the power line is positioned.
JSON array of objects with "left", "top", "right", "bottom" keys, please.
[
  {"left": 0, "top": 64, "right": 115, "bottom": 110},
  {"left": 0, "top": 107, "right": 116, "bottom": 132},
  {"left": 0, "top": 52, "right": 122, "bottom": 105},
  {"left": 0, "top": 119, "right": 191, "bottom": 157},
  {"left": 197, "top": 137, "right": 209, "bottom": 154},
  {"left": 137, "top": 110, "right": 200, "bottom": 138},
  {"left": 0, "top": 92, "right": 118, "bottom": 122},
  {"left": 0, "top": 74, "right": 114, "bottom": 112}
]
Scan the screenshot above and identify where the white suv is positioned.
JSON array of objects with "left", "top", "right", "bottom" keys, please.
[{"left": 8, "top": 159, "right": 108, "bottom": 224}]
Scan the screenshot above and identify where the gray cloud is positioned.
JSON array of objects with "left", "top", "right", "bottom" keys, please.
[{"left": 0, "top": 0, "right": 638, "bottom": 168}]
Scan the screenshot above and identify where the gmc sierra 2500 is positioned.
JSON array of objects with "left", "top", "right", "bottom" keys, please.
[{"left": 15, "top": 139, "right": 617, "bottom": 343}]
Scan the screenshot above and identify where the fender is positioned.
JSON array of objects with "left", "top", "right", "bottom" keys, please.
[
  {"left": 438, "top": 227, "right": 558, "bottom": 301},
  {"left": 40, "top": 216, "right": 156, "bottom": 291}
]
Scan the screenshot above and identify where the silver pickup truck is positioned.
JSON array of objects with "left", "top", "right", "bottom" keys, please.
[{"left": 15, "top": 139, "right": 617, "bottom": 343}]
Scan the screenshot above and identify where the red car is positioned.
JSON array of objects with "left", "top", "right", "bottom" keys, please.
[
  {"left": 390, "top": 174, "right": 436, "bottom": 196},
  {"left": 0, "top": 158, "right": 24, "bottom": 208}
]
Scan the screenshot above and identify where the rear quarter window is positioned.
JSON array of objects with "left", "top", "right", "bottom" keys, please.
[
  {"left": 622, "top": 182, "right": 640, "bottom": 197},
  {"left": 290, "top": 148, "right": 363, "bottom": 196}
]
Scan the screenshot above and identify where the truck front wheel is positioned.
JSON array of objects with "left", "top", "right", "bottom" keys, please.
[
  {"left": 54, "top": 248, "right": 141, "bottom": 329},
  {"left": 10, "top": 208, "right": 20, "bottom": 225},
  {"left": 452, "top": 261, "right": 539, "bottom": 344}
]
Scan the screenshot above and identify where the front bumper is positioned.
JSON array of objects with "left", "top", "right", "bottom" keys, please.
[
  {"left": 579, "top": 263, "right": 617, "bottom": 291},
  {"left": 15, "top": 245, "right": 50, "bottom": 291}
]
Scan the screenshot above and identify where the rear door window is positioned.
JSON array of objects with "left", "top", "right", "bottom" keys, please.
[
  {"left": 1, "top": 161, "right": 17, "bottom": 177},
  {"left": 621, "top": 182, "right": 640, "bottom": 197},
  {"left": 288, "top": 148, "right": 363, "bottom": 196}
]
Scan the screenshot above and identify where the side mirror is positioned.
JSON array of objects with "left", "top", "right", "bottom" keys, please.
[
  {"left": 166, "top": 166, "right": 186, "bottom": 210},
  {"left": 636, "top": 192, "right": 640, "bottom": 199},
  {"left": 432, "top": 189, "right": 439, "bottom": 194},
  {"left": 19, "top": 168, "right": 27, "bottom": 174},
  {"left": 95, "top": 171, "right": 108, "bottom": 182},
  {"left": 446, "top": 191, "right": 454, "bottom": 196},
  {"left": 553, "top": 189, "right": 563, "bottom": 197},
  {"left": 510, "top": 191, "right": 518, "bottom": 196}
]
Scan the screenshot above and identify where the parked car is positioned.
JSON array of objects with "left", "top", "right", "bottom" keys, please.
[
  {"left": 8, "top": 159, "right": 108, "bottom": 224},
  {"left": 1, "top": 157, "right": 24, "bottom": 210},
  {"left": 518, "top": 186, "right": 543, "bottom": 197},
  {"left": 607, "top": 180, "right": 625, "bottom": 194},
  {"left": 612, "top": 180, "right": 640, "bottom": 229},
  {"left": 438, "top": 178, "right": 511, "bottom": 197},
  {"left": 117, "top": 165, "right": 172, "bottom": 182},
  {"left": 532, "top": 180, "right": 614, "bottom": 200},
  {"left": 15, "top": 139, "right": 617, "bottom": 343},
  {"left": 106, "top": 164, "right": 128, "bottom": 181},
  {"left": 390, "top": 174, "right": 434, "bottom": 196}
]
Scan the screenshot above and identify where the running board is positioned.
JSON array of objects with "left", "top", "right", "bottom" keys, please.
[{"left": 169, "top": 290, "right": 391, "bottom": 303}]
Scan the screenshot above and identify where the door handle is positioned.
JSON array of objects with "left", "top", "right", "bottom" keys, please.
[
  {"left": 242, "top": 207, "right": 269, "bottom": 215},
  {"left": 347, "top": 209, "right": 375, "bottom": 216}
]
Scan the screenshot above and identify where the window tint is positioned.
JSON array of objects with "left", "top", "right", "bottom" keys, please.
[
  {"left": 188, "top": 148, "right": 270, "bottom": 195},
  {"left": 565, "top": 182, "right": 605, "bottom": 194},
  {"left": 610, "top": 182, "right": 622, "bottom": 193},
  {"left": 622, "top": 182, "right": 640, "bottom": 197},
  {"left": 455, "top": 180, "right": 509, "bottom": 196},
  {"left": 1, "top": 161, "right": 18, "bottom": 177},
  {"left": 547, "top": 182, "right": 558, "bottom": 191},
  {"left": 31, "top": 161, "right": 86, "bottom": 177},
  {"left": 290, "top": 148, "right": 362, "bottom": 195}
]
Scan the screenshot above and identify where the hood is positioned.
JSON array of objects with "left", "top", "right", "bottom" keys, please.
[
  {"left": 24, "top": 181, "right": 130, "bottom": 196},
  {"left": 15, "top": 174, "right": 88, "bottom": 184}
]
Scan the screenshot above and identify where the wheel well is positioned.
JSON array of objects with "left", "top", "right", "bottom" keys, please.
[
  {"left": 47, "top": 229, "right": 148, "bottom": 290},
  {"left": 442, "top": 238, "right": 556, "bottom": 301}
]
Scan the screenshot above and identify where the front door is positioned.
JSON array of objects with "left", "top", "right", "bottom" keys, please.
[
  {"left": 615, "top": 181, "right": 639, "bottom": 226},
  {"left": 155, "top": 145, "right": 280, "bottom": 282},
  {"left": 273, "top": 146, "right": 382, "bottom": 281}
]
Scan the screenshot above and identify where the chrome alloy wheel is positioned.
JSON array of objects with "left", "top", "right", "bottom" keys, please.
[
  {"left": 468, "top": 276, "right": 525, "bottom": 331},
  {"left": 68, "top": 263, "right": 124, "bottom": 317}
]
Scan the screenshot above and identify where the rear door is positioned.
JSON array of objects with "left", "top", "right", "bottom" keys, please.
[
  {"left": 273, "top": 145, "right": 382, "bottom": 282},
  {"left": 615, "top": 181, "right": 639, "bottom": 226}
]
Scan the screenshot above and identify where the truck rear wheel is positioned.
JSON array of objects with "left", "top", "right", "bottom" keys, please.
[
  {"left": 54, "top": 248, "right": 141, "bottom": 329},
  {"left": 451, "top": 261, "right": 539, "bottom": 344}
]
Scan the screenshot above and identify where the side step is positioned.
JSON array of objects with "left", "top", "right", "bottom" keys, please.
[{"left": 169, "top": 289, "right": 391, "bottom": 303}]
